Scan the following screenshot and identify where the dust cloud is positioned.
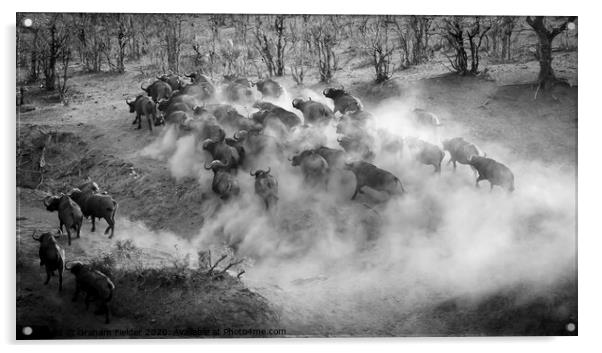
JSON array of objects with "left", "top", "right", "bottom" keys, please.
[{"left": 133, "top": 84, "right": 576, "bottom": 333}]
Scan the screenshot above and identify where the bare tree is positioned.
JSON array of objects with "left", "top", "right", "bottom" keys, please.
[
  {"left": 409, "top": 16, "right": 433, "bottom": 65},
  {"left": 309, "top": 16, "right": 340, "bottom": 83},
  {"left": 253, "top": 15, "right": 276, "bottom": 76},
  {"left": 359, "top": 16, "right": 396, "bottom": 83},
  {"left": 252, "top": 15, "right": 289, "bottom": 77},
  {"left": 526, "top": 16, "right": 577, "bottom": 90},
  {"left": 273, "top": 15, "right": 287, "bottom": 76},
  {"left": 115, "top": 14, "right": 131, "bottom": 73},
  {"left": 392, "top": 16, "right": 412, "bottom": 69},
  {"left": 159, "top": 14, "right": 184, "bottom": 73},
  {"left": 442, "top": 16, "right": 490, "bottom": 75},
  {"left": 288, "top": 16, "right": 311, "bottom": 85},
  {"left": 466, "top": 17, "right": 491, "bottom": 74},
  {"left": 442, "top": 17, "right": 468, "bottom": 75}
]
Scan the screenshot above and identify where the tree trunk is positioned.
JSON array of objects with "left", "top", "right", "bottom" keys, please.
[
  {"left": 274, "top": 15, "right": 286, "bottom": 76},
  {"left": 45, "top": 23, "right": 57, "bottom": 90},
  {"left": 535, "top": 32, "right": 555, "bottom": 88},
  {"left": 526, "top": 16, "right": 576, "bottom": 90}
]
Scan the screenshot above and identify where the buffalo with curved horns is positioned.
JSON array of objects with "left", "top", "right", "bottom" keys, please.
[
  {"left": 292, "top": 98, "right": 334, "bottom": 126},
  {"left": 32, "top": 229, "right": 65, "bottom": 292},
  {"left": 204, "top": 160, "right": 240, "bottom": 200},
  {"left": 44, "top": 194, "right": 83, "bottom": 246},
  {"left": 66, "top": 261, "right": 115, "bottom": 324},
  {"left": 68, "top": 188, "right": 117, "bottom": 239},
  {"left": 323, "top": 87, "right": 363, "bottom": 114},
  {"left": 250, "top": 167, "right": 278, "bottom": 210},
  {"left": 141, "top": 80, "right": 172, "bottom": 103},
  {"left": 343, "top": 161, "right": 405, "bottom": 201},
  {"left": 126, "top": 95, "right": 161, "bottom": 131},
  {"left": 290, "top": 150, "right": 329, "bottom": 189}
]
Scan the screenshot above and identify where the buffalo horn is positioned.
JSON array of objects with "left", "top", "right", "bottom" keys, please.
[
  {"left": 43, "top": 195, "right": 52, "bottom": 207},
  {"left": 64, "top": 261, "right": 76, "bottom": 270},
  {"left": 202, "top": 138, "right": 215, "bottom": 150}
]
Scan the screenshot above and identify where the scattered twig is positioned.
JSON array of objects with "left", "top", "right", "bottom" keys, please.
[
  {"left": 219, "top": 259, "right": 244, "bottom": 274},
  {"left": 207, "top": 254, "right": 227, "bottom": 275},
  {"left": 236, "top": 270, "right": 246, "bottom": 279},
  {"left": 533, "top": 84, "right": 541, "bottom": 100}
]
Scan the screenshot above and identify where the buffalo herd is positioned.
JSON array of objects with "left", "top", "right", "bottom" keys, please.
[{"left": 27, "top": 71, "right": 515, "bottom": 325}]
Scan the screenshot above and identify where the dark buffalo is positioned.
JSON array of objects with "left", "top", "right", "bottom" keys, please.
[
  {"left": 69, "top": 188, "right": 117, "bottom": 238},
  {"left": 181, "top": 72, "right": 216, "bottom": 100},
  {"left": 181, "top": 82, "right": 216, "bottom": 102},
  {"left": 77, "top": 180, "right": 100, "bottom": 194},
  {"left": 157, "top": 92, "right": 196, "bottom": 115},
  {"left": 184, "top": 72, "right": 211, "bottom": 84},
  {"left": 204, "top": 160, "right": 241, "bottom": 200},
  {"left": 343, "top": 161, "right": 405, "bottom": 200},
  {"left": 252, "top": 101, "right": 279, "bottom": 112},
  {"left": 251, "top": 102, "right": 302, "bottom": 130},
  {"left": 442, "top": 137, "right": 485, "bottom": 171},
  {"left": 192, "top": 118, "right": 226, "bottom": 142},
  {"left": 323, "top": 87, "right": 363, "bottom": 114},
  {"left": 126, "top": 95, "right": 158, "bottom": 131},
  {"left": 251, "top": 110, "right": 301, "bottom": 136},
  {"left": 250, "top": 167, "right": 278, "bottom": 210},
  {"left": 141, "top": 80, "right": 173, "bottom": 103},
  {"left": 202, "top": 137, "right": 242, "bottom": 171},
  {"left": 232, "top": 130, "right": 283, "bottom": 160},
  {"left": 223, "top": 74, "right": 254, "bottom": 88},
  {"left": 157, "top": 73, "right": 183, "bottom": 91},
  {"left": 158, "top": 100, "right": 193, "bottom": 119},
  {"left": 209, "top": 105, "right": 262, "bottom": 134},
  {"left": 468, "top": 156, "right": 515, "bottom": 192},
  {"left": 32, "top": 229, "right": 65, "bottom": 292},
  {"left": 255, "top": 78, "right": 284, "bottom": 98},
  {"left": 405, "top": 138, "right": 445, "bottom": 174},
  {"left": 66, "top": 261, "right": 115, "bottom": 324},
  {"left": 225, "top": 131, "right": 247, "bottom": 168},
  {"left": 290, "top": 150, "right": 329, "bottom": 188},
  {"left": 44, "top": 194, "right": 83, "bottom": 246},
  {"left": 292, "top": 98, "right": 334, "bottom": 125},
  {"left": 165, "top": 111, "right": 189, "bottom": 126},
  {"left": 314, "top": 146, "right": 346, "bottom": 170}
]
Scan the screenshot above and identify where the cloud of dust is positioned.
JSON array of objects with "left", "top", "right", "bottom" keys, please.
[{"left": 132, "top": 83, "right": 576, "bottom": 332}]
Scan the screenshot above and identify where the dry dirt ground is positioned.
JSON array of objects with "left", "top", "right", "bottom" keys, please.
[{"left": 16, "top": 52, "right": 577, "bottom": 338}]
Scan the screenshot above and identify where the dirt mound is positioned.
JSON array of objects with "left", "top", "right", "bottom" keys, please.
[{"left": 16, "top": 124, "right": 209, "bottom": 236}]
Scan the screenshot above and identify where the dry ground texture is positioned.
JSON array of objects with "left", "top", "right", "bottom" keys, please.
[{"left": 16, "top": 38, "right": 576, "bottom": 337}]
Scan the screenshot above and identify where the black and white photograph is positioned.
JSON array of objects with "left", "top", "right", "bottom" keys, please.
[{"left": 14, "top": 10, "right": 578, "bottom": 340}]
